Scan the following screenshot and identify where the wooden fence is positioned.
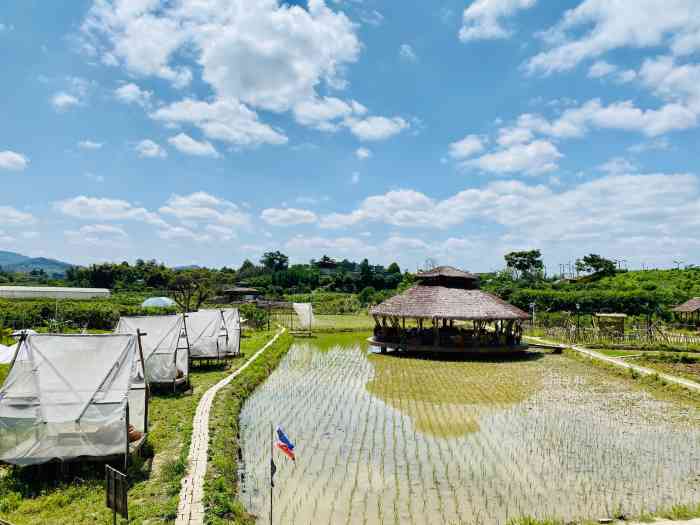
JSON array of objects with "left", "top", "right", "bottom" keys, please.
[{"left": 527, "top": 326, "right": 700, "bottom": 348}]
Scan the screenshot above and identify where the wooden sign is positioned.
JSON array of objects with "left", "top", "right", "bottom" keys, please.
[{"left": 105, "top": 465, "right": 128, "bottom": 523}]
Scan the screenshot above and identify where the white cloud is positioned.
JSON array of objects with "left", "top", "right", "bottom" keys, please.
[
  {"left": 135, "top": 139, "right": 167, "bottom": 158},
  {"left": 628, "top": 137, "right": 671, "bottom": 154},
  {"left": 65, "top": 224, "right": 129, "bottom": 246},
  {"left": 151, "top": 98, "right": 287, "bottom": 147},
  {"left": 497, "top": 126, "right": 533, "bottom": 146},
  {"left": 344, "top": 116, "right": 409, "bottom": 141},
  {"left": 460, "top": 0, "right": 536, "bottom": 42},
  {"left": 355, "top": 147, "right": 372, "bottom": 160},
  {"left": 158, "top": 225, "right": 209, "bottom": 242},
  {"left": 168, "top": 133, "right": 219, "bottom": 158},
  {"left": 399, "top": 44, "right": 417, "bottom": 62},
  {"left": 159, "top": 192, "right": 250, "bottom": 227},
  {"left": 114, "top": 82, "right": 152, "bottom": 107},
  {"left": 0, "top": 206, "right": 36, "bottom": 225},
  {"left": 51, "top": 92, "right": 80, "bottom": 111},
  {"left": 448, "top": 134, "right": 486, "bottom": 160},
  {"left": 53, "top": 196, "right": 166, "bottom": 226},
  {"left": 588, "top": 60, "right": 617, "bottom": 78},
  {"left": 638, "top": 56, "right": 700, "bottom": 112},
  {"left": 292, "top": 96, "right": 365, "bottom": 131},
  {"left": 78, "top": 140, "right": 103, "bottom": 150},
  {"left": 527, "top": 1, "right": 700, "bottom": 75},
  {"left": 597, "top": 157, "right": 638, "bottom": 176},
  {"left": 82, "top": 0, "right": 360, "bottom": 111},
  {"left": 318, "top": 173, "right": 700, "bottom": 257},
  {"left": 0, "top": 150, "right": 29, "bottom": 171},
  {"left": 285, "top": 235, "right": 376, "bottom": 257},
  {"left": 470, "top": 140, "right": 562, "bottom": 175},
  {"left": 261, "top": 208, "right": 318, "bottom": 226}
]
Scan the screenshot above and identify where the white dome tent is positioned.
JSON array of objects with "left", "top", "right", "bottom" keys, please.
[
  {"left": 185, "top": 309, "right": 241, "bottom": 363},
  {"left": 292, "top": 303, "right": 315, "bottom": 334},
  {"left": 0, "top": 333, "right": 148, "bottom": 470},
  {"left": 114, "top": 315, "right": 189, "bottom": 392},
  {"left": 0, "top": 343, "right": 15, "bottom": 364}
]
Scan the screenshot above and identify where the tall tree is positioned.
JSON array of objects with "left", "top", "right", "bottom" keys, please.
[
  {"left": 169, "top": 269, "right": 213, "bottom": 312},
  {"left": 504, "top": 250, "right": 544, "bottom": 280},
  {"left": 575, "top": 254, "right": 616, "bottom": 276},
  {"left": 260, "top": 251, "right": 289, "bottom": 272}
]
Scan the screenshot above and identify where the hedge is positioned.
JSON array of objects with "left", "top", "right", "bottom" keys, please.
[{"left": 510, "top": 289, "right": 671, "bottom": 316}]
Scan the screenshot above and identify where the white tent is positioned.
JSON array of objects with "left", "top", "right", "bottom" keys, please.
[
  {"left": 186, "top": 309, "right": 240, "bottom": 360},
  {"left": 114, "top": 315, "right": 189, "bottom": 389},
  {"left": 293, "top": 303, "right": 315, "bottom": 331},
  {"left": 0, "top": 343, "right": 16, "bottom": 364},
  {"left": 0, "top": 334, "right": 147, "bottom": 467}
]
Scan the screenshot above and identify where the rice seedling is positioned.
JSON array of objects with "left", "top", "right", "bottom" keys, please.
[{"left": 237, "top": 333, "right": 700, "bottom": 524}]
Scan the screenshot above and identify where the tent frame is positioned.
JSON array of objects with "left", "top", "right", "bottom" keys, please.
[{"left": 187, "top": 309, "right": 238, "bottom": 366}]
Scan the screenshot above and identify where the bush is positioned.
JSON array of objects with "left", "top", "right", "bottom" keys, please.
[{"left": 238, "top": 304, "right": 268, "bottom": 329}]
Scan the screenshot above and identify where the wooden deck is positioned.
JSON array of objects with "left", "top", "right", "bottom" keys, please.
[{"left": 367, "top": 337, "right": 529, "bottom": 355}]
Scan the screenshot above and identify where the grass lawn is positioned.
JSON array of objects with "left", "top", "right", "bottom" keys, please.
[
  {"left": 0, "top": 330, "right": 276, "bottom": 525},
  {"left": 313, "top": 313, "right": 375, "bottom": 332},
  {"left": 0, "top": 364, "right": 8, "bottom": 385},
  {"left": 595, "top": 349, "right": 644, "bottom": 358}
]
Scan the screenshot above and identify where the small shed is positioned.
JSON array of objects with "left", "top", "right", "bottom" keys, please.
[
  {"left": 0, "top": 334, "right": 148, "bottom": 468},
  {"left": 672, "top": 298, "right": 700, "bottom": 324},
  {"left": 593, "top": 313, "right": 627, "bottom": 336},
  {"left": 0, "top": 286, "right": 110, "bottom": 300},
  {"left": 222, "top": 286, "right": 262, "bottom": 302}
]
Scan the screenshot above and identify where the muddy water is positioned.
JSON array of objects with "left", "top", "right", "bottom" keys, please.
[{"left": 238, "top": 334, "right": 700, "bottom": 524}]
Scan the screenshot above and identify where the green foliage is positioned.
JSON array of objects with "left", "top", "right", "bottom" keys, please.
[
  {"left": 238, "top": 303, "right": 269, "bottom": 329},
  {"left": 260, "top": 251, "right": 289, "bottom": 272},
  {"left": 504, "top": 249, "right": 544, "bottom": 280},
  {"left": 0, "top": 364, "right": 8, "bottom": 386},
  {"left": 285, "top": 291, "right": 361, "bottom": 314},
  {"left": 575, "top": 253, "right": 616, "bottom": 277}
]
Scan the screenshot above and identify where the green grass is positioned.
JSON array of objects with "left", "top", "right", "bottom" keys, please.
[
  {"left": 0, "top": 364, "right": 8, "bottom": 385},
  {"left": 595, "top": 349, "right": 643, "bottom": 357},
  {"left": 204, "top": 331, "right": 294, "bottom": 524},
  {"left": 0, "top": 330, "right": 277, "bottom": 525},
  {"left": 313, "top": 313, "right": 376, "bottom": 332}
]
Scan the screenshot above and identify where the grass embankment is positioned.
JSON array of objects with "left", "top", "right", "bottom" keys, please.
[
  {"left": 313, "top": 313, "right": 375, "bottom": 332},
  {"left": 203, "top": 331, "right": 293, "bottom": 524},
  {"left": 0, "top": 330, "right": 276, "bottom": 525}
]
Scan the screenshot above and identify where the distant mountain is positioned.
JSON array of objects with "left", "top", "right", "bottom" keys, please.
[
  {"left": 0, "top": 251, "right": 73, "bottom": 276},
  {"left": 174, "top": 265, "right": 203, "bottom": 270}
]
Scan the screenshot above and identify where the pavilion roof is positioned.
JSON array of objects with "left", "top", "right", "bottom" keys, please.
[
  {"left": 370, "top": 285, "right": 529, "bottom": 321},
  {"left": 416, "top": 266, "right": 478, "bottom": 280},
  {"left": 672, "top": 298, "right": 700, "bottom": 313}
]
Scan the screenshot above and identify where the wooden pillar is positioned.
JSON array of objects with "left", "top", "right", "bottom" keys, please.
[{"left": 433, "top": 318, "right": 439, "bottom": 348}]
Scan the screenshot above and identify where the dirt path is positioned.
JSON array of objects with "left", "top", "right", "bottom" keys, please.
[{"left": 175, "top": 328, "right": 286, "bottom": 525}]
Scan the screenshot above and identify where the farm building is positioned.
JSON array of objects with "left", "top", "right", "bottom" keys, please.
[
  {"left": 370, "top": 266, "right": 529, "bottom": 353},
  {"left": 0, "top": 333, "right": 148, "bottom": 468},
  {"left": 672, "top": 298, "right": 700, "bottom": 324},
  {"left": 222, "top": 286, "right": 262, "bottom": 302},
  {"left": 0, "top": 286, "right": 110, "bottom": 300}
]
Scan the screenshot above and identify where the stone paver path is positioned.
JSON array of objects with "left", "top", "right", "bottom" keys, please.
[{"left": 176, "top": 328, "right": 285, "bottom": 525}]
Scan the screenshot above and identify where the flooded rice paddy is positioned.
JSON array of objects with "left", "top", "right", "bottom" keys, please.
[{"left": 239, "top": 334, "right": 700, "bottom": 524}]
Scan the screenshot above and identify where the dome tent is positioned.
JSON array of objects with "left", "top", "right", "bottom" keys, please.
[
  {"left": 0, "top": 333, "right": 148, "bottom": 468},
  {"left": 0, "top": 343, "right": 15, "bottom": 364},
  {"left": 141, "top": 297, "right": 176, "bottom": 308}
]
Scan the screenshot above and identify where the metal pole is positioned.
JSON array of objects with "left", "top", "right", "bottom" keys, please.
[{"left": 270, "top": 422, "right": 273, "bottom": 525}]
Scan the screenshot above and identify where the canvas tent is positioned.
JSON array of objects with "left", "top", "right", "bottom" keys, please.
[
  {"left": 114, "top": 315, "right": 189, "bottom": 389},
  {"left": 186, "top": 309, "right": 241, "bottom": 360},
  {"left": 0, "top": 334, "right": 147, "bottom": 467},
  {"left": 292, "top": 303, "right": 315, "bottom": 333},
  {"left": 0, "top": 343, "right": 16, "bottom": 364}
]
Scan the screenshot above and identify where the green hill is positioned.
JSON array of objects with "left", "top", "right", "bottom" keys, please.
[{"left": 0, "top": 251, "right": 73, "bottom": 276}]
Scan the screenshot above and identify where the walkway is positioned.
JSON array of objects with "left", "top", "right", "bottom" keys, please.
[
  {"left": 175, "top": 328, "right": 286, "bottom": 525},
  {"left": 527, "top": 336, "right": 700, "bottom": 393}
]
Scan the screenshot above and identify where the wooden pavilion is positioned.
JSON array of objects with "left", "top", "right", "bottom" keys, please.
[
  {"left": 672, "top": 298, "right": 700, "bottom": 325},
  {"left": 369, "top": 266, "right": 529, "bottom": 354}
]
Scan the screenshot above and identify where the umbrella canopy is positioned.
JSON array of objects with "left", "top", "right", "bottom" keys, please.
[{"left": 141, "top": 297, "right": 176, "bottom": 308}]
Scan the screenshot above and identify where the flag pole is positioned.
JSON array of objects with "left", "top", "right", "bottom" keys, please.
[{"left": 270, "top": 422, "right": 273, "bottom": 525}]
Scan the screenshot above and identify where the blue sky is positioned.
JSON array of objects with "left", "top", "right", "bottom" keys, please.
[{"left": 1, "top": 0, "right": 700, "bottom": 273}]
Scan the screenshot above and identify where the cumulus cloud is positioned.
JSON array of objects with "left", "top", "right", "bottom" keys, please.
[
  {"left": 261, "top": 207, "right": 318, "bottom": 226},
  {"left": 151, "top": 98, "right": 287, "bottom": 147},
  {"left": 54, "top": 196, "right": 166, "bottom": 226},
  {"left": 448, "top": 134, "right": 486, "bottom": 160},
  {"left": 588, "top": 60, "right": 617, "bottom": 78},
  {"left": 399, "top": 44, "right": 417, "bottom": 62},
  {"left": 292, "top": 97, "right": 366, "bottom": 131},
  {"left": 597, "top": 157, "right": 638, "bottom": 176},
  {"left": 0, "top": 150, "right": 29, "bottom": 171},
  {"left": 159, "top": 192, "right": 250, "bottom": 227},
  {"left": 319, "top": 173, "right": 700, "bottom": 255},
  {"left": 51, "top": 92, "right": 80, "bottom": 111},
  {"left": 114, "top": 82, "right": 152, "bottom": 107},
  {"left": 0, "top": 206, "right": 36, "bottom": 225},
  {"left": 470, "top": 140, "right": 562, "bottom": 175},
  {"left": 527, "top": 0, "right": 700, "bottom": 75},
  {"left": 65, "top": 224, "right": 129, "bottom": 246},
  {"left": 460, "top": 0, "right": 536, "bottom": 42},
  {"left": 135, "top": 139, "right": 167, "bottom": 158},
  {"left": 168, "top": 133, "right": 219, "bottom": 158},
  {"left": 343, "top": 116, "right": 409, "bottom": 141},
  {"left": 355, "top": 147, "right": 372, "bottom": 160}
]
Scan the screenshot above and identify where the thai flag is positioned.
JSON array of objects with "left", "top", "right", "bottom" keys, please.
[{"left": 275, "top": 426, "right": 295, "bottom": 461}]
